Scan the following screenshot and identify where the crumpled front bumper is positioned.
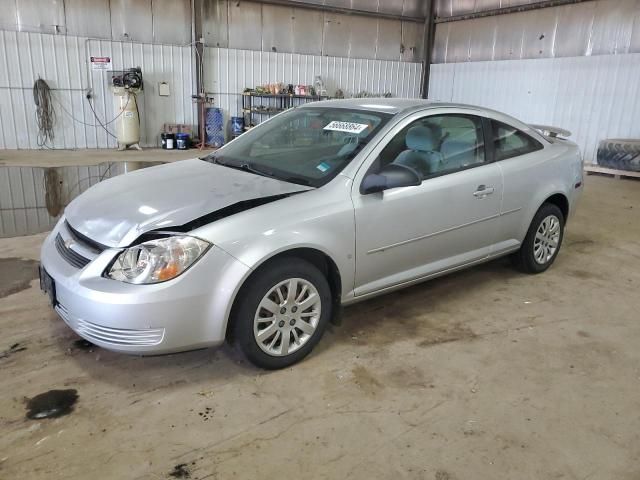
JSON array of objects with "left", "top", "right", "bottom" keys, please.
[{"left": 40, "top": 219, "right": 250, "bottom": 355}]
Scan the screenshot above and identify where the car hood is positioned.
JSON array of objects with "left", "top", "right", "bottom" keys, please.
[{"left": 64, "top": 159, "right": 311, "bottom": 248}]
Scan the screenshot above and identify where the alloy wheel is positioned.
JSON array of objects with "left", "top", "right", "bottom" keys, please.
[
  {"left": 253, "top": 278, "right": 322, "bottom": 356},
  {"left": 533, "top": 214, "right": 561, "bottom": 264}
]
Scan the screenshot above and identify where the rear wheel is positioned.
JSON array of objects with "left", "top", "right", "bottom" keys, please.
[
  {"left": 512, "top": 203, "right": 564, "bottom": 274},
  {"left": 232, "top": 258, "right": 332, "bottom": 369}
]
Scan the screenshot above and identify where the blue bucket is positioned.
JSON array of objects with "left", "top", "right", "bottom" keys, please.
[
  {"left": 231, "top": 116, "right": 244, "bottom": 136},
  {"left": 176, "top": 133, "right": 189, "bottom": 150}
]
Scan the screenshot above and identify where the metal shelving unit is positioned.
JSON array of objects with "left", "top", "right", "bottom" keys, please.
[{"left": 241, "top": 92, "right": 329, "bottom": 131}]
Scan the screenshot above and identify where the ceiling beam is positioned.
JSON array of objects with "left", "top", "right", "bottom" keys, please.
[
  {"left": 435, "top": 0, "right": 593, "bottom": 24},
  {"left": 253, "top": 0, "right": 426, "bottom": 23}
]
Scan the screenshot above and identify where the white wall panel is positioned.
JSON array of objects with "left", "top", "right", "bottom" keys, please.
[
  {"left": 202, "top": 1, "right": 419, "bottom": 62},
  {"left": 434, "top": 0, "right": 640, "bottom": 63},
  {"left": 428, "top": 53, "right": 640, "bottom": 164},
  {"left": 64, "top": 0, "right": 112, "bottom": 39},
  {"left": 0, "top": 30, "right": 195, "bottom": 149},
  {"left": 204, "top": 47, "right": 422, "bottom": 134}
]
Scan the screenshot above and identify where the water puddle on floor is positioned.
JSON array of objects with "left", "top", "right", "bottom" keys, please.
[
  {"left": 0, "top": 257, "right": 39, "bottom": 298},
  {"left": 0, "top": 161, "right": 163, "bottom": 238},
  {"left": 25, "top": 389, "right": 79, "bottom": 420}
]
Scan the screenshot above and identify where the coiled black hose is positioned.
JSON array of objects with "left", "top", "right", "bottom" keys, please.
[{"left": 33, "top": 78, "right": 56, "bottom": 147}]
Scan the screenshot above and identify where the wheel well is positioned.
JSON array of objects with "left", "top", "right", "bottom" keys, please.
[
  {"left": 226, "top": 248, "right": 343, "bottom": 339},
  {"left": 272, "top": 249, "right": 342, "bottom": 306},
  {"left": 544, "top": 193, "right": 569, "bottom": 220}
]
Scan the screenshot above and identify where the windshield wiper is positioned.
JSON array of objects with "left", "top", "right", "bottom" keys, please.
[
  {"left": 210, "top": 156, "right": 313, "bottom": 187},
  {"left": 210, "top": 156, "right": 275, "bottom": 179},
  {"left": 281, "top": 175, "right": 312, "bottom": 186}
]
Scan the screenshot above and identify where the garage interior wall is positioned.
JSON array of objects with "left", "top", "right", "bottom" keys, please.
[
  {"left": 206, "top": 48, "right": 423, "bottom": 124},
  {"left": 428, "top": 0, "right": 640, "bottom": 164},
  {"left": 0, "top": 30, "right": 195, "bottom": 149},
  {"left": 199, "top": 0, "right": 426, "bottom": 62},
  {"left": 0, "top": 0, "right": 426, "bottom": 150}
]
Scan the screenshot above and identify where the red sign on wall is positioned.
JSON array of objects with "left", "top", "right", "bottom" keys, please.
[{"left": 90, "top": 56, "right": 111, "bottom": 71}]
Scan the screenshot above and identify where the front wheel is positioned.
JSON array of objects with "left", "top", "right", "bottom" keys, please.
[
  {"left": 232, "top": 258, "right": 332, "bottom": 369},
  {"left": 512, "top": 203, "right": 565, "bottom": 274}
]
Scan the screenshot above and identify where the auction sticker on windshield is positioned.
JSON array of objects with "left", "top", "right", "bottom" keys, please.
[{"left": 323, "top": 121, "right": 369, "bottom": 134}]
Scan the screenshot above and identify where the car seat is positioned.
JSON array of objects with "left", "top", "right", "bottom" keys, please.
[
  {"left": 440, "top": 135, "right": 479, "bottom": 170},
  {"left": 392, "top": 126, "right": 443, "bottom": 177}
]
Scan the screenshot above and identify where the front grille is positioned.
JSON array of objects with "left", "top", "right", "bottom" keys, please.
[
  {"left": 56, "top": 304, "right": 165, "bottom": 346},
  {"left": 65, "top": 221, "right": 107, "bottom": 253},
  {"left": 55, "top": 233, "right": 91, "bottom": 269}
]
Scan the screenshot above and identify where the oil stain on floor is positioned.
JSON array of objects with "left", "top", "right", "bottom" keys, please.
[
  {"left": 25, "top": 389, "right": 79, "bottom": 420},
  {"left": 169, "top": 462, "right": 194, "bottom": 478},
  {"left": 0, "top": 257, "right": 39, "bottom": 298}
]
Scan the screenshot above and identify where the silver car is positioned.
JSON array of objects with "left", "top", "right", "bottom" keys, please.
[{"left": 39, "top": 99, "right": 583, "bottom": 368}]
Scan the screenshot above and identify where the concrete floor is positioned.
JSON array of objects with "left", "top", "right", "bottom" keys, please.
[{"left": 1, "top": 174, "right": 639, "bottom": 480}]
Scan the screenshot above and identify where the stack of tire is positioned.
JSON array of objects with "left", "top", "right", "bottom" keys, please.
[{"left": 597, "top": 139, "right": 640, "bottom": 171}]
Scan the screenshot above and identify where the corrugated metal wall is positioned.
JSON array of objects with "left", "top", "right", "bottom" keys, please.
[
  {"left": 205, "top": 47, "right": 423, "bottom": 126},
  {"left": 433, "top": 0, "right": 640, "bottom": 63},
  {"left": 428, "top": 53, "right": 640, "bottom": 164},
  {"left": 0, "top": 1, "right": 428, "bottom": 150},
  {"left": 1, "top": 0, "right": 426, "bottom": 62},
  {"left": 0, "top": 30, "right": 196, "bottom": 149},
  {"left": 200, "top": 1, "right": 425, "bottom": 62},
  {"left": 0, "top": 0, "right": 192, "bottom": 44},
  {"left": 0, "top": 29, "right": 422, "bottom": 150}
]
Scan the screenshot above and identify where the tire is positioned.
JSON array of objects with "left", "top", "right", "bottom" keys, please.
[
  {"left": 232, "top": 257, "right": 332, "bottom": 369},
  {"left": 512, "top": 203, "right": 565, "bottom": 274},
  {"left": 597, "top": 139, "right": 640, "bottom": 172}
]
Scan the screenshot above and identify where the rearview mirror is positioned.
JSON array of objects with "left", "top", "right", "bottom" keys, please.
[{"left": 361, "top": 163, "right": 421, "bottom": 195}]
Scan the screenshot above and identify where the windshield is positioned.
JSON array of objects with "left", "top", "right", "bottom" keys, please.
[{"left": 205, "top": 107, "right": 392, "bottom": 187}]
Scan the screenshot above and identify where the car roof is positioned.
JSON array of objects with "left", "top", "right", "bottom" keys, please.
[
  {"left": 301, "top": 97, "right": 491, "bottom": 115},
  {"left": 300, "top": 97, "right": 550, "bottom": 144}
]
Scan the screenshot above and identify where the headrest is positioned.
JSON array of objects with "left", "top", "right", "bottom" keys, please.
[{"left": 406, "top": 126, "right": 437, "bottom": 152}]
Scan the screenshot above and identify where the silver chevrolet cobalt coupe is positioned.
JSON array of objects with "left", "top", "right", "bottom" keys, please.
[{"left": 40, "top": 99, "right": 583, "bottom": 368}]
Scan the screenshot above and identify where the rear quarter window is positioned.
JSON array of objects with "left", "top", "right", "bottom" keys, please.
[{"left": 491, "top": 120, "right": 544, "bottom": 161}]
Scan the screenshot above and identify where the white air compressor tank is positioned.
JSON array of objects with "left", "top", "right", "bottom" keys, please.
[{"left": 113, "top": 86, "right": 141, "bottom": 150}]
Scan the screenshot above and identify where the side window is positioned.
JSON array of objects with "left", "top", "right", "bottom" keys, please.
[
  {"left": 491, "top": 120, "right": 543, "bottom": 161},
  {"left": 377, "top": 114, "right": 485, "bottom": 180}
]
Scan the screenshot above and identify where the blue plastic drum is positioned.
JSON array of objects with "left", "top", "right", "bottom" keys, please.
[{"left": 206, "top": 107, "right": 225, "bottom": 147}]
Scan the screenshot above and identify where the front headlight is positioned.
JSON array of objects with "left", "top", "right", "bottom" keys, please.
[{"left": 107, "top": 235, "right": 211, "bottom": 284}]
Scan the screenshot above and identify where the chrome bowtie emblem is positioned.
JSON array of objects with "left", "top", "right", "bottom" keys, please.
[{"left": 64, "top": 238, "right": 76, "bottom": 249}]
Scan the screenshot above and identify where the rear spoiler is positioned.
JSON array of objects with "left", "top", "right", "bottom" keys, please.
[{"left": 529, "top": 124, "right": 571, "bottom": 138}]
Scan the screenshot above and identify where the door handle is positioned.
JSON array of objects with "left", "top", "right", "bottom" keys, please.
[{"left": 473, "top": 185, "right": 495, "bottom": 198}]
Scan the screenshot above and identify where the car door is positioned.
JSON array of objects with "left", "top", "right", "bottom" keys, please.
[
  {"left": 351, "top": 111, "right": 504, "bottom": 296},
  {"left": 487, "top": 119, "right": 548, "bottom": 253}
]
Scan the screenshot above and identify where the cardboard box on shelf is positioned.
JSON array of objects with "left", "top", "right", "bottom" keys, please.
[{"left": 163, "top": 123, "right": 193, "bottom": 135}]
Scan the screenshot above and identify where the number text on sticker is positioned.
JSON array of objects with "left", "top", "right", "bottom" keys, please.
[{"left": 323, "top": 121, "right": 369, "bottom": 134}]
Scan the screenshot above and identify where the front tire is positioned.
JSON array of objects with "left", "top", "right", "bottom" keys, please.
[
  {"left": 232, "top": 258, "right": 332, "bottom": 369},
  {"left": 512, "top": 203, "right": 565, "bottom": 274}
]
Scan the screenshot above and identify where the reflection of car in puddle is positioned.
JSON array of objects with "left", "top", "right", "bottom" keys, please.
[{"left": 0, "top": 161, "right": 164, "bottom": 238}]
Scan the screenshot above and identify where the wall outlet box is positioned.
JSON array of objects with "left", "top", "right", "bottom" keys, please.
[{"left": 158, "top": 82, "right": 170, "bottom": 96}]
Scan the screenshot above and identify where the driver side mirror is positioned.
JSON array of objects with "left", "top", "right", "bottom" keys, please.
[{"left": 360, "top": 163, "right": 421, "bottom": 195}]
